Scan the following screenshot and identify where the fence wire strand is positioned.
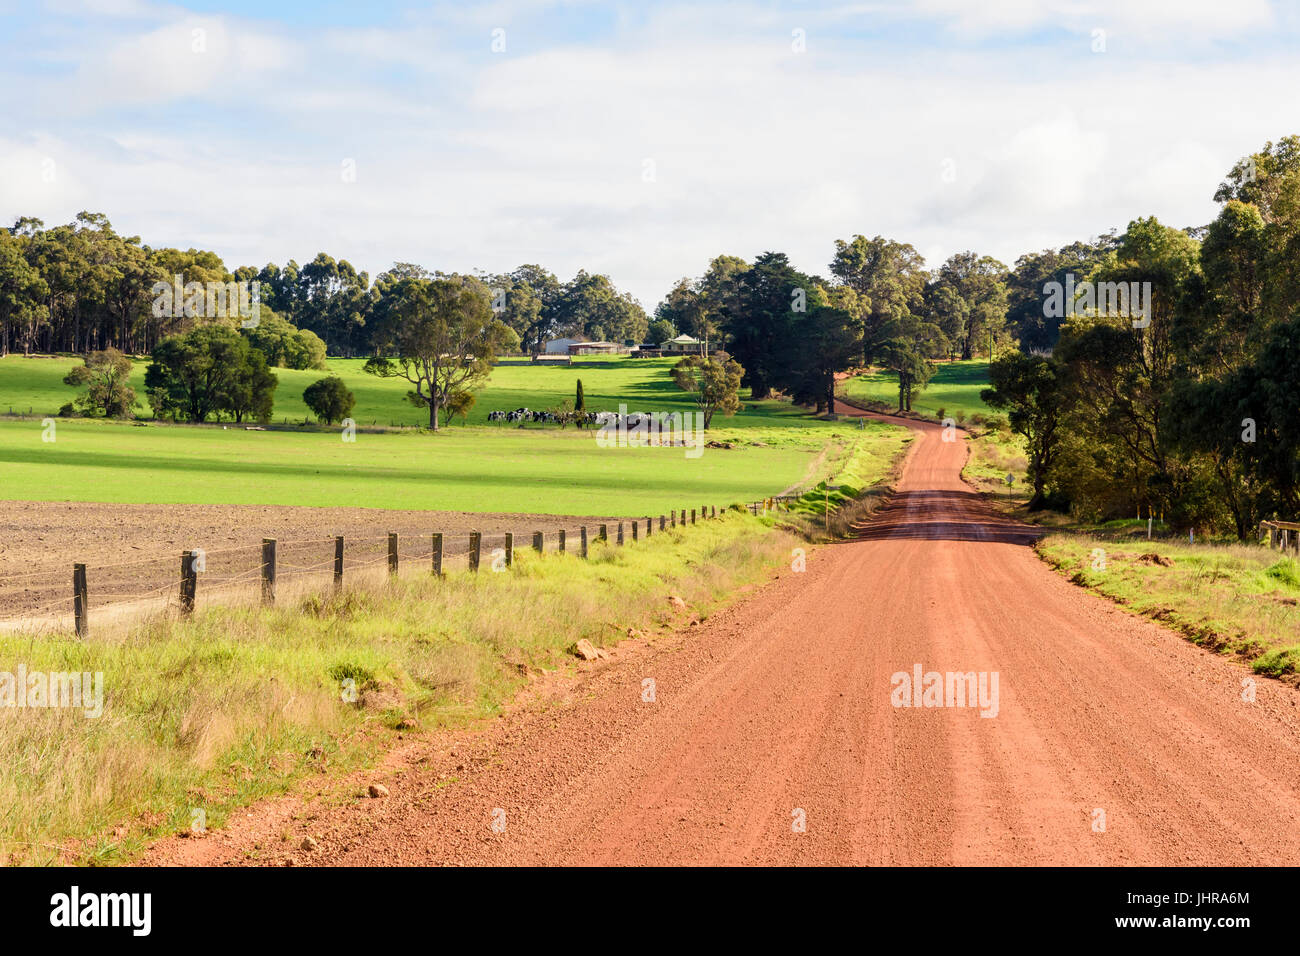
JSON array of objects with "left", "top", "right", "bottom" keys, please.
[{"left": 1, "top": 508, "right": 755, "bottom": 627}]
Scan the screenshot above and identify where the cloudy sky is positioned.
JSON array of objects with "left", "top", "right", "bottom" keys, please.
[{"left": 2, "top": 0, "right": 1296, "bottom": 308}]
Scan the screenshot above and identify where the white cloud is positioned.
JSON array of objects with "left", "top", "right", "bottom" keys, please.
[
  {"left": 911, "top": 0, "right": 1274, "bottom": 40},
  {"left": 3, "top": 1, "right": 1296, "bottom": 307},
  {"left": 0, "top": 135, "right": 93, "bottom": 216},
  {"left": 61, "top": 16, "right": 300, "bottom": 108}
]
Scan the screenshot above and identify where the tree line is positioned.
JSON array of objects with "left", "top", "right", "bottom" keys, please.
[
  {"left": 982, "top": 135, "right": 1300, "bottom": 538},
  {"left": 652, "top": 238, "right": 1019, "bottom": 414},
  {"left": 0, "top": 217, "right": 650, "bottom": 358}
]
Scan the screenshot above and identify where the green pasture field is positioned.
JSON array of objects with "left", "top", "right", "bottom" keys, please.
[
  {"left": 0, "top": 353, "right": 829, "bottom": 430},
  {"left": 0, "top": 418, "right": 907, "bottom": 515},
  {"left": 0, "top": 354, "right": 911, "bottom": 515},
  {"left": 839, "top": 359, "right": 993, "bottom": 421}
]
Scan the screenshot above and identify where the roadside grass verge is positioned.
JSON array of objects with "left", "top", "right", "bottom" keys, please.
[
  {"left": 0, "top": 512, "right": 803, "bottom": 866},
  {"left": 1037, "top": 534, "right": 1300, "bottom": 678},
  {"left": 963, "top": 421, "right": 1028, "bottom": 497},
  {"left": 779, "top": 420, "right": 914, "bottom": 537}
]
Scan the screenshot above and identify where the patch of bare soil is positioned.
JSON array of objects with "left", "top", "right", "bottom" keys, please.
[{"left": 0, "top": 501, "right": 624, "bottom": 621}]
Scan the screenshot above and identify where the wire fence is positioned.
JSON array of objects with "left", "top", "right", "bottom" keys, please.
[{"left": 0, "top": 498, "right": 795, "bottom": 636}]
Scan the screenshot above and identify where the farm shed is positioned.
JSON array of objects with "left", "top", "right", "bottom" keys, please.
[
  {"left": 568, "top": 341, "right": 625, "bottom": 355},
  {"left": 544, "top": 337, "right": 583, "bottom": 354}
]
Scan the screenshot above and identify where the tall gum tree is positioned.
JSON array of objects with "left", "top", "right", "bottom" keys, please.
[{"left": 364, "top": 276, "right": 517, "bottom": 430}]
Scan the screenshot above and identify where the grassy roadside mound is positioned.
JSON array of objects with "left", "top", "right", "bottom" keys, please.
[
  {"left": 1037, "top": 534, "right": 1300, "bottom": 679},
  {"left": 0, "top": 514, "right": 799, "bottom": 865}
]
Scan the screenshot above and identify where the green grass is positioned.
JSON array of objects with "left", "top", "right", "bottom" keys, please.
[
  {"left": 0, "top": 353, "right": 910, "bottom": 516},
  {"left": 1037, "top": 534, "right": 1300, "bottom": 675},
  {"left": 964, "top": 423, "right": 1028, "bottom": 494},
  {"left": 0, "top": 417, "right": 908, "bottom": 516},
  {"left": 1, "top": 353, "right": 833, "bottom": 430},
  {"left": 0, "top": 510, "right": 803, "bottom": 865},
  {"left": 786, "top": 429, "right": 915, "bottom": 523},
  {"left": 839, "top": 359, "right": 993, "bottom": 421}
]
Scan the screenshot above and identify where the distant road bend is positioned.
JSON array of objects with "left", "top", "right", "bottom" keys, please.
[{"left": 156, "top": 407, "right": 1300, "bottom": 866}]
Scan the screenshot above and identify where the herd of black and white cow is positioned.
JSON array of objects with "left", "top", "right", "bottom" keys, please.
[{"left": 487, "top": 408, "right": 659, "bottom": 429}]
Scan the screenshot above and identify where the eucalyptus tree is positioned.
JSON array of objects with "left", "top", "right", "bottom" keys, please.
[{"left": 364, "top": 276, "right": 517, "bottom": 430}]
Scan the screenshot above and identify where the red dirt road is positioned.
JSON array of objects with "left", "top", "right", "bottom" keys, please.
[{"left": 149, "top": 411, "right": 1300, "bottom": 866}]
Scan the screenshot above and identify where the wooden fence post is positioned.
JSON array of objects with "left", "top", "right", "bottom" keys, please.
[
  {"left": 334, "top": 536, "right": 344, "bottom": 590},
  {"left": 432, "top": 532, "right": 443, "bottom": 576},
  {"left": 712, "top": 506, "right": 716, "bottom": 518},
  {"left": 533, "top": 531, "right": 544, "bottom": 554},
  {"left": 646, "top": 516, "right": 653, "bottom": 537},
  {"left": 617, "top": 522, "right": 624, "bottom": 545},
  {"left": 632, "top": 520, "right": 638, "bottom": 542},
  {"left": 671, "top": 511, "right": 676, "bottom": 528},
  {"left": 73, "top": 563, "right": 88, "bottom": 637},
  {"left": 504, "top": 532, "right": 514, "bottom": 567},
  {"left": 660, "top": 515, "right": 666, "bottom": 531},
  {"left": 388, "top": 533, "right": 399, "bottom": 575},
  {"left": 261, "top": 539, "right": 276, "bottom": 606},
  {"left": 559, "top": 529, "right": 567, "bottom": 553},
  {"left": 469, "top": 532, "right": 482, "bottom": 571},
  {"left": 691, "top": 509, "right": 696, "bottom": 524},
  {"left": 181, "top": 550, "right": 197, "bottom": 616},
  {"left": 580, "top": 527, "right": 588, "bottom": 558},
  {"left": 599, "top": 524, "right": 608, "bottom": 542}
]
